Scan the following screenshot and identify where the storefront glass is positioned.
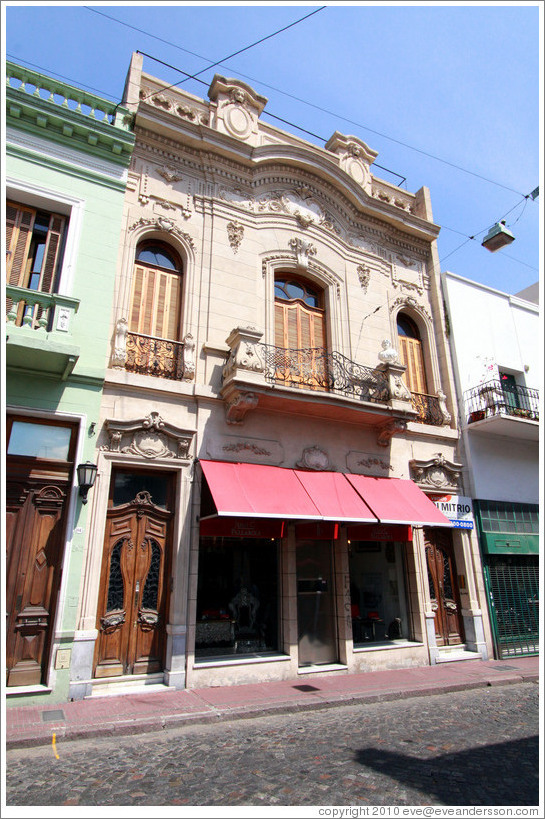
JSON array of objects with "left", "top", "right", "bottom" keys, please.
[
  {"left": 196, "top": 537, "right": 279, "bottom": 658},
  {"left": 348, "top": 541, "right": 409, "bottom": 645}
]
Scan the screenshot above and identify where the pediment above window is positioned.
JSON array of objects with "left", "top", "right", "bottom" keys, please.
[
  {"left": 409, "top": 453, "right": 463, "bottom": 493},
  {"left": 101, "top": 412, "right": 195, "bottom": 460}
]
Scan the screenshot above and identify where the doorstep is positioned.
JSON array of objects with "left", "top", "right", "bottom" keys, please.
[
  {"left": 298, "top": 663, "right": 348, "bottom": 675},
  {"left": 435, "top": 645, "right": 482, "bottom": 663}
]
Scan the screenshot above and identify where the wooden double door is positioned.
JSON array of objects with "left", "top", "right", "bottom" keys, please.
[
  {"left": 6, "top": 417, "right": 77, "bottom": 687},
  {"left": 425, "top": 529, "right": 464, "bottom": 646},
  {"left": 93, "top": 472, "right": 173, "bottom": 678}
]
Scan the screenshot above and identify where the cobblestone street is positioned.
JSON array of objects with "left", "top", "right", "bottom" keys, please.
[{"left": 5, "top": 683, "right": 539, "bottom": 808}]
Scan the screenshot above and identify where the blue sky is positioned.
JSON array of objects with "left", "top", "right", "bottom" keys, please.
[{"left": 4, "top": 2, "right": 541, "bottom": 296}]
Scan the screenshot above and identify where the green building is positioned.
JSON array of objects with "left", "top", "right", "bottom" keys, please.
[{"left": 5, "top": 62, "right": 134, "bottom": 704}]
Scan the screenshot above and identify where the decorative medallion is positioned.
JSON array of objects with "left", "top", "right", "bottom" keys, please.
[{"left": 297, "top": 446, "right": 330, "bottom": 471}]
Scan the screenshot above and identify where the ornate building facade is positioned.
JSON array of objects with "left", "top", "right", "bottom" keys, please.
[{"left": 68, "top": 54, "right": 493, "bottom": 699}]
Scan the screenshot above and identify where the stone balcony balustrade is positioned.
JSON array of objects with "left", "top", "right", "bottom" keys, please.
[{"left": 6, "top": 285, "right": 81, "bottom": 380}]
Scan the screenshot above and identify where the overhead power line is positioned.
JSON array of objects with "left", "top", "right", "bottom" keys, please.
[
  {"left": 84, "top": 5, "right": 529, "bottom": 198},
  {"left": 139, "top": 7, "right": 326, "bottom": 102}
]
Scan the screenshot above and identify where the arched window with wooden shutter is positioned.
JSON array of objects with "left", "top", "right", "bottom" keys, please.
[
  {"left": 397, "top": 313, "right": 428, "bottom": 395},
  {"left": 274, "top": 276, "right": 327, "bottom": 389},
  {"left": 6, "top": 202, "right": 66, "bottom": 325},
  {"left": 126, "top": 242, "right": 184, "bottom": 380}
]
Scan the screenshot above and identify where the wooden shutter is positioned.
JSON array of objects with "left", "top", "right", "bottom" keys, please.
[
  {"left": 129, "top": 263, "right": 181, "bottom": 340},
  {"left": 39, "top": 214, "right": 66, "bottom": 293},
  {"left": 399, "top": 335, "right": 427, "bottom": 394},
  {"left": 6, "top": 202, "right": 35, "bottom": 287}
]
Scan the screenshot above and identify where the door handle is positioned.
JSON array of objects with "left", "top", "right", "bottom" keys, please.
[{"left": 134, "top": 580, "right": 140, "bottom": 609}]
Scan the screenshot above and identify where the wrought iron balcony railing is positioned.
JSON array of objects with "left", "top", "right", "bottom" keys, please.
[
  {"left": 465, "top": 379, "right": 539, "bottom": 424},
  {"left": 125, "top": 332, "right": 185, "bottom": 380},
  {"left": 259, "top": 344, "right": 390, "bottom": 403},
  {"left": 410, "top": 392, "right": 445, "bottom": 426}
]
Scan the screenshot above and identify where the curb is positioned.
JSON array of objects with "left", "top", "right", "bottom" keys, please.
[{"left": 6, "top": 672, "right": 538, "bottom": 751}]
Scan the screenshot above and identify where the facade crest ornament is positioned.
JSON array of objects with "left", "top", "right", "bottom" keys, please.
[
  {"left": 297, "top": 446, "right": 330, "bottom": 471},
  {"left": 289, "top": 237, "right": 317, "bottom": 270},
  {"left": 128, "top": 217, "right": 195, "bottom": 249},
  {"left": 102, "top": 412, "right": 195, "bottom": 460},
  {"left": 389, "top": 296, "right": 431, "bottom": 323},
  {"left": 409, "top": 453, "right": 463, "bottom": 493},
  {"left": 227, "top": 221, "right": 244, "bottom": 253},
  {"left": 157, "top": 165, "right": 182, "bottom": 183}
]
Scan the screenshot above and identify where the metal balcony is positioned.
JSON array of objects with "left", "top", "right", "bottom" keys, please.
[
  {"left": 464, "top": 379, "right": 539, "bottom": 440},
  {"left": 259, "top": 344, "right": 389, "bottom": 403}
]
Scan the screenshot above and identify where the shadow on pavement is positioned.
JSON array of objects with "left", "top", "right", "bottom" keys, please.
[{"left": 355, "top": 735, "right": 539, "bottom": 806}]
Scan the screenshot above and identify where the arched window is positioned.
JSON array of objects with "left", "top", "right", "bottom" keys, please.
[
  {"left": 397, "top": 313, "right": 428, "bottom": 395},
  {"left": 274, "top": 276, "right": 327, "bottom": 389},
  {"left": 129, "top": 242, "right": 182, "bottom": 340},
  {"left": 126, "top": 242, "right": 184, "bottom": 379}
]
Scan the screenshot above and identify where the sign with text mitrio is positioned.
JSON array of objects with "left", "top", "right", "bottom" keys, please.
[{"left": 430, "top": 495, "right": 474, "bottom": 529}]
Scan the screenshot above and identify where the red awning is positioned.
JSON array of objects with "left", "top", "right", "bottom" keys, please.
[
  {"left": 200, "top": 460, "right": 452, "bottom": 528},
  {"left": 199, "top": 460, "right": 322, "bottom": 520},
  {"left": 345, "top": 474, "right": 453, "bottom": 527}
]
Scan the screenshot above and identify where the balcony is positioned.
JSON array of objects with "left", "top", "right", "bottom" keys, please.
[
  {"left": 220, "top": 326, "right": 452, "bottom": 442},
  {"left": 110, "top": 318, "right": 196, "bottom": 382},
  {"left": 6, "top": 285, "right": 80, "bottom": 379},
  {"left": 464, "top": 379, "right": 539, "bottom": 441}
]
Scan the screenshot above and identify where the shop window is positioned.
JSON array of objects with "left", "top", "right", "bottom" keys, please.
[
  {"left": 274, "top": 275, "right": 327, "bottom": 389},
  {"left": 6, "top": 201, "right": 67, "bottom": 326},
  {"left": 397, "top": 313, "right": 428, "bottom": 395},
  {"left": 348, "top": 541, "right": 410, "bottom": 646},
  {"left": 196, "top": 538, "right": 279, "bottom": 658}
]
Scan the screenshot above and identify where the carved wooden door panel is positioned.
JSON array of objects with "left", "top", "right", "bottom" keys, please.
[
  {"left": 425, "top": 529, "right": 464, "bottom": 646},
  {"left": 93, "top": 491, "right": 172, "bottom": 678},
  {"left": 6, "top": 473, "right": 70, "bottom": 686}
]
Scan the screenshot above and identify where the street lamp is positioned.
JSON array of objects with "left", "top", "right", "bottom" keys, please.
[
  {"left": 77, "top": 461, "right": 98, "bottom": 504},
  {"left": 481, "top": 220, "right": 515, "bottom": 252}
]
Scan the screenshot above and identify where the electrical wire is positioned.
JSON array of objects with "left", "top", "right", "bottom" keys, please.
[
  {"left": 83, "top": 5, "right": 528, "bottom": 198},
  {"left": 139, "top": 7, "right": 327, "bottom": 102}
]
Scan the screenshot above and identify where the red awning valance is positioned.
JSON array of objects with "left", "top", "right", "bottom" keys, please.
[{"left": 199, "top": 460, "right": 452, "bottom": 528}]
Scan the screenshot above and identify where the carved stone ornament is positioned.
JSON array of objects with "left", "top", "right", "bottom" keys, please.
[
  {"left": 289, "top": 237, "right": 317, "bottom": 270},
  {"left": 357, "top": 265, "right": 371, "bottom": 293},
  {"left": 409, "top": 453, "right": 463, "bottom": 493},
  {"left": 377, "top": 419, "right": 407, "bottom": 447},
  {"left": 225, "top": 391, "right": 259, "bottom": 425},
  {"left": 389, "top": 296, "right": 432, "bottom": 324},
  {"left": 208, "top": 75, "right": 268, "bottom": 142},
  {"left": 227, "top": 221, "right": 244, "bottom": 253},
  {"left": 128, "top": 217, "right": 195, "bottom": 249},
  {"left": 102, "top": 412, "right": 195, "bottom": 460},
  {"left": 297, "top": 446, "right": 330, "bottom": 471},
  {"left": 157, "top": 165, "right": 182, "bottom": 183},
  {"left": 324, "top": 132, "right": 377, "bottom": 192},
  {"left": 378, "top": 339, "right": 399, "bottom": 365}
]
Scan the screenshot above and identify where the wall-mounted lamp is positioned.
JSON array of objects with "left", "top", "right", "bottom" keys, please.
[
  {"left": 481, "top": 220, "right": 515, "bottom": 252},
  {"left": 77, "top": 461, "right": 98, "bottom": 505}
]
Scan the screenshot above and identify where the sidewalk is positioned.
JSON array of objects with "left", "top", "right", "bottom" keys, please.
[{"left": 5, "top": 656, "right": 539, "bottom": 750}]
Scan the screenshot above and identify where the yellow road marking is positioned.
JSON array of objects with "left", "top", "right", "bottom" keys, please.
[{"left": 52, "top": 732, "right": 59, "bottom": 759}]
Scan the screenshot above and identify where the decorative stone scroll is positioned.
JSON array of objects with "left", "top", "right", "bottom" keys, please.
[
  {"left": 102, "top": 411, "right": 195, "bottom": 460},
  {"left": 289, "top": 237, "right": 317, "bottom": 271},
  {"left": 376, "top": 419, "right": 407, "bottom": 447},
  {"left": 409, "top": 453, "right": 463, "bottom": 493}
]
